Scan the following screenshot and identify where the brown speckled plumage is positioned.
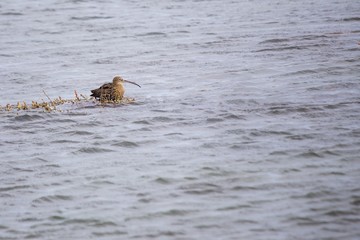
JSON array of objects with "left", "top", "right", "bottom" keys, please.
[{"left": 91, "top": 76, "right": 141, "bottom": 101}]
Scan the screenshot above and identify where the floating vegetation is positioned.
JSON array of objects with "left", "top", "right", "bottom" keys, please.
[{"left": 0, "top": 90, "right": 136, "bottom": 113}]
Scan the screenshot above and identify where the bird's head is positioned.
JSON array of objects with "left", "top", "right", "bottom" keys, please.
[{"left": 113, "top": 75, "right": 141, "bottom": 88}]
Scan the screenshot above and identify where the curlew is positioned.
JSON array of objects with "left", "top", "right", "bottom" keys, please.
[{"left": 90, "top": 76, "right": 141, "bottom": 101}]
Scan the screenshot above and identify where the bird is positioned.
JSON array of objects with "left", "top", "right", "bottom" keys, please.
[{"left": 90, "top": 76, "right": 141, "bottom": 101}]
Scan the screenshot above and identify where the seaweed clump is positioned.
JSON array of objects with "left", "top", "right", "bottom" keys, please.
[{"left": 0, "top": 90, "right": 136, "bottom": 113}]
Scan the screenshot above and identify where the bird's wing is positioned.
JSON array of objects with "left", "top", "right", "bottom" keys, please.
[
  {"left": 90, "top": 82, "right": 112, "bottom": 98},
  {"left": 98, "top": 82, "right": 112, "bottom": 90}
]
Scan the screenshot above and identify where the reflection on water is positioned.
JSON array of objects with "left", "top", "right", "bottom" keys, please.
[{"left": 0, "top": 0, "right": 360, "bottom": 239}]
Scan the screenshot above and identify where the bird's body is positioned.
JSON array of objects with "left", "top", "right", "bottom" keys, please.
[{"left": 90, "top": 76, "right": 141, "bottom": 101}]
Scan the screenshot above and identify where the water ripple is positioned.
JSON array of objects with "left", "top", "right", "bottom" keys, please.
[
  {"left": 65, "top": 130, "right": 93, "bottom": 136},
  {"left": 0, "top": 184, "right": 32, "bottom": 192},
  {"left": 111, "top": 141, "right": 138, "bottom": 148},
  {"left": 13, "top": 114, "right": 44, "bottom": 122},
  {"left": 32, "top": 195, "right": 72, "bottom": 204},
  {"left": 180, "top": 182, "right": 223, "bottom": 195},
  {"left": 74, "top": 147, "right": 114, "bottom": 154}
]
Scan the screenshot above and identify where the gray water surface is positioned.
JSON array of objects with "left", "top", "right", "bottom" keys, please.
[{"left": 0, "top": 0, "right": 360, "bottom": 239}]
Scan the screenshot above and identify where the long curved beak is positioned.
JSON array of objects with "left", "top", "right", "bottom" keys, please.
[{"left": 124, "top": 79, "right": 141, "bottom": 88}]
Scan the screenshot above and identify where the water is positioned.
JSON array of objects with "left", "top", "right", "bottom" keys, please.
[{"left": 1, "top": 0, "right": 360, "bottom": 239}]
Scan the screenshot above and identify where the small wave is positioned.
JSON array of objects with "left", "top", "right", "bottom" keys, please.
[
  {"left": 92, "top": 230, "right": 127, "bottom": 237},
  {"left": 65, "top": 130, "right": 93, "bottom": 136},
  {"left": 133, "top": 120, "right": 151, "bottom": 125},
  {"left": 42, "top": 164, "right": 61, "bottom": 168},
  {"left": 151, "top": 116, "right": 174, "bottom": 122},
  {"left": 286, "top": 134, "right": 316, "bottom": 140},
  {"left": 296, "top": 150, "right": 323, "bottom": 158},
  {"left": 286, "top": 69, "right": 318, "bottom": 75},
  {"left": 90, "top": 180, "right": 115, "bottom": 185},
  {"left": 323, "top": 171, "right": 346, "bottom": 176},
  {"left": 216, "top": 204, "right": 252, "bottom": 211},
  {"left": 220, "top": 113, "right": 245, "bottom": 120},
  {"left": 0, "top": 225, "right": 8, "bottom": 229},
  {"left": 206, "top": 117, "right": 223, "bottom": 123},
  {"left": 43, "top": 31, "right": 63, "bottom": 35},
  {"left": 161, "top": 209, "right": 193, "bottom": 217},
  {"left": 231, "top": 186, "right": 259, "bottom": 191},
  {"left": 201, "top": 143, "right": 216, "bottom": 149},
  {"left": 111, "top": 141, "right": 138, "bottom": 148},
  {"left": 153, "top": 177, "right": 173, "bottom": 185},
  {"left": 62, "top": 218, "right": 117, "bottom": 227},
  {"left": 249, "top": 130, "right": 291, "bottom": 137},
  {"left": 201, "top": 167, "right": 235, "bottom": 177},
  {"left": 0, "top": 54, "right": 14, "bottom": 57},
  {"left": 136, "top": 32, "right": 167, "bottom": 37},
  {"left": 132, "top": 231, "right": 184, "bottom": 238},
  {"left": 92, "top": 59, "right": 114, "bottom": 64},
  {"left": 343, "top": 17, "right": 360, "bottom": 22},
  {"left": 19, "top": 217, "right": 40, "bottom": 222},
  {"left": 226, "top": 99, "right": 249, "bottom": 105},
  {"left": 33, "top": 195, "right": 72, "bottom": 203},
  {"left": 255, "top": 46, "right": 307, "bottom": 52},
  {"left": 12, "top": 167, "right": 34, "bottom": 172},
  {"left": 48, "top": 118, "right": 76, "bottom": 123},
  {"left": 51, "top": 139, "right": 80, "bottom": 144},
  {"left": 229, "top": 144, "right": 242, "bottom": 149},
  {"left": 235, "top": 219, "right": 258, "bottom": 224},
  {"left": 164, "top": 132, "right": 182, "bottom": 136},
  {"left": 269, "top": 151, "right": 288, "bottom": 156},
  {"left": 267, "top": 105, "right": 323, "bottom": 115},
  {"left": 0, "top": 185, "right": 31, "bottom": 192},
  {"left": 70, "top": 16, "right": 113, "bottom": 21},
  {"left": 259, "top": 38, "right": 289, "bottom": 44},
  {"left": 226, "top": 129, "right": 245, "bottom": 135},
  {"left": 13, "top": 114, "right": 44, "bottom": 122},
  {"left": 75, "top": 147, "right": 114, "bottom": 153},
  {"left": 351, "top": 197, "right": 360, "bottom": 206},
  {"left": 287, "top": 216, "right": 327, "bottom": 226},
  {"left": 41, "top": 8, "right": 56, "bottom": 12},
  {"left": 292, "top": 191, "right": 334, "bottom": 199},
  {"left": 301, "top": 35, "right": 329, "bottom": 40},
  {"left": 195, "top": 224, "right": 221, "bottom": 229},
  {"left": 137, "top": 127, "right": 152, "bottom": 131},
  {"left": 1, "top": 12, "right": 23, "bottom": 16},
  {"left": 49, "top": 215, "right": 66, "bottom": 221},
  {"left": 76, "top": 121, "right": 103, "bottom": 127},
  {"left": 346, "top": 47, "right": 360, "bottom": 52},
  {"left": 181, "top": 183, "right": 223, "bottom": 195},
  {"left": 325, "top": 210, "right": 356, "bottom": 216}
]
